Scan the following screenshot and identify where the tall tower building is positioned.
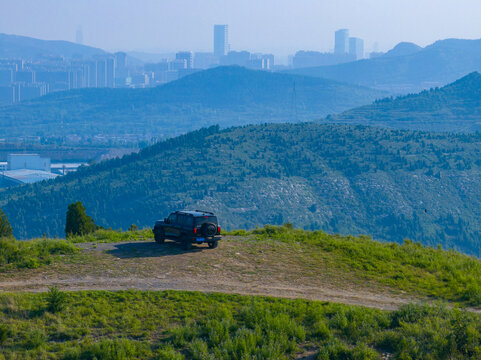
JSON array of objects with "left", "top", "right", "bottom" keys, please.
[
  {"left": 214, "top": 25, "right": 228, "bottom": 58},
  {"left": 114, "top": 52, "right": 127, "bottom": 70},
  {"left": 76, "top": 26, "right": 83, "bottom": 45},
  {"left": 106, "top": 58, "right": 115, "bottom": 88},
  {"left": 349, "top": 37, "right": 364, "bottom": 60},
  {"left": 335, "top": 29, "right": 349, "bottom": 54}
]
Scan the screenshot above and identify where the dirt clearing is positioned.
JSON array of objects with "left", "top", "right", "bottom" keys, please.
[{"left": 0, "top": 237, "right": 425, "bottom": 310}]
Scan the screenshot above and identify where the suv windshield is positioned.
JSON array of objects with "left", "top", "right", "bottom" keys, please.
[{"left": 195, "top": 216, "right": 217, "bottom": 226}]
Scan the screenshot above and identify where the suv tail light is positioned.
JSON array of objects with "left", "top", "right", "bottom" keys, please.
[{"left": 217, "top": 226, "right": 221, "bottom": 234}]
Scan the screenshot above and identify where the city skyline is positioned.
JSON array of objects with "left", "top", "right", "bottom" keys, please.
[{"left": 1, "top": 0, "right": 480, "bottom": 61}]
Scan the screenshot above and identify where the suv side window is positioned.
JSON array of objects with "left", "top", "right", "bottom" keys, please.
[
  {"left": 185, "top": 216, "right": 194, "bottom": 228},
  {"left": 168, "top": 214, "right": 177, "bottom": 224},
  {"left": 177, "top": 214, "right": 186, "bottom": 226}
]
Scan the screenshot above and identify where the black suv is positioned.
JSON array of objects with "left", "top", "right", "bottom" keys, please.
[{"left": 153, "top": 210, "right": 221, "bottom": 250}]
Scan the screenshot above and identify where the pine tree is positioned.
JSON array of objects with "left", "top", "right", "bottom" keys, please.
[
  {"left": 65, "top": 201, "right": 96, "bottom": 237},
  {"left": 0, "top": 208, "right": 13, "bottom": 238}
]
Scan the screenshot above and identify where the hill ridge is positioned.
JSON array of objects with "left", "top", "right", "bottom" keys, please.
[
  {"left": 0, "top": 66, "right": 384, "bottom": 141},
  {"left": 326, "top": 72, "right": 481, "bottom": 132},
  {"left": 3, "top": 122, "right": 481, "bottom": 256},
  {"left": 0, "top": 32, "right": 107, "bottom": 59},
  {"left": 286, "top": 38, "right": 481, "bottom": 94}
]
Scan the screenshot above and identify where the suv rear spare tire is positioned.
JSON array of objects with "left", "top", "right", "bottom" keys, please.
[{"left": 202, "top": 223, "right": 217, "bottom": 237}]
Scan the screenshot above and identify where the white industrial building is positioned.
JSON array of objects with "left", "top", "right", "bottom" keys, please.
[
  {"left": 7, "top": 153, "right": 51, "bottom": 171},
  {"left": 0, "top": 154, "right": 57, "bottom": 187}
]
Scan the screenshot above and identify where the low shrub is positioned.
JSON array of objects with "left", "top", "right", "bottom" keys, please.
[
  {"left": 156, "top": 345, "right": 185, "bottom": 360},
  {"left": 24, "top": 328, "right": 47, "bottom": 349},
  {"left": 0, "top": 237, "right": 78, "bottom": 270},
  {"left": 46, "top": 286, "right": 67, "bottom": 313},
  {"left": 78, "top": 338, "right": 152, "bottom": 360},
  {"left": 0, "top": 324, "right": 8, "bottom": 345}
]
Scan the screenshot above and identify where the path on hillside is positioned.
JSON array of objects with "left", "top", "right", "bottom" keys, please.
[{"left": 0, "top": 238, "right": 429, "bottom": 310}]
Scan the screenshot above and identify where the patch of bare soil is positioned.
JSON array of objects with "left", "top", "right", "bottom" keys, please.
[{"left": 0, "top": 237, "right": 423, "bottom": 310}]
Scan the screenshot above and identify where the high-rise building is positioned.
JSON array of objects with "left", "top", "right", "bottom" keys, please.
[
  {"left": 114, "top": 52, "right": 127, "bottom": 70},
  {"left": 76, "top": 26, "right": 83, "bottom": 45},
  {"left": 170, "top": 59, "right": 187, "bottom": 71},
  {"left": 176, "top": 51, "right": 194, "bottom": 69},
  {"left": 349, "top": 37, "right": 364, "bottom": 60},
  {"left": 96, "top": 60, "right": 106, "bottom": 87},
  {"left": 86, "top": 61, "right": 97, "bottom": 88},
  {"left": 106, "top": 58, "right": 115, "bottom": 87},
  {"left": 335, "top": 29, "right": 349, "bottom": 54},
  {"left": 94, "top": 58, "right": 115, "bottom": 88},
  {"left": 214, "top": 25, "right": 228, "bottom": 57}
]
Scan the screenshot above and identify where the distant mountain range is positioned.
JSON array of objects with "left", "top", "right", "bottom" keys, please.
[
  {"left": 0, "top": 33, "right": 107, "bottom": 59},
  {"left": 3, "top": 124, "right": 481, "bottom": 256},
  {"left": 325, "top": 72, "right": 481, "bottom": 132},
  {"left": 0, "top": 66, "right": 384, "bottom": 140},
  {"left": 383, "top": 42, "right": 422, "bottom": 58},
  {"left": 287, "top": 39, "right": 481, "bottom": 94}
]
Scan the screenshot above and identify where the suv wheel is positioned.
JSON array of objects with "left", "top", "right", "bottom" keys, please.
[
  {"left": 182, "top": 236, "right": 192, "bottom": 250},
  {"left": 207, "top": 241, "right": 218, "bottom": 249},
  {"left": 202, "top": 223, "right": 217, "bottom": 237},
  {"left": 154, "top": 229, "right": 165, "bottom": 244}
]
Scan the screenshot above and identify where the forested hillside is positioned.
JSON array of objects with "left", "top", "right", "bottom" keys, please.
[
  {"left": 288, "top": 39, "right": 481, "bottom": 94},
  {"left": 325, "top": 72, "right": 481, "bottom": 132},
  {"left": 0, "top": 66, "right": 383, "bottom": 140},
  {"left": 3, "top": 123, "right": 481, "bottom": 255}
]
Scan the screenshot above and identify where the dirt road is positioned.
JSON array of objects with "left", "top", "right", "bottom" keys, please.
[{"left": 0, "top": 238, "right": 424, "bottom": 310}]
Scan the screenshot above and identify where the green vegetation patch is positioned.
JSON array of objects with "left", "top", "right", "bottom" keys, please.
[
  {"left": 5, "top": 122, "right": 481, "bottom": 257},
  {"left": 0, "top": 290, "right": 480, "bottom": 359},
  {"left": 234, "top": 225, "right": 481, "bottom": 306},
  {"left": 67, "top": 228, "right": 153, "bottom": 244},
  {"left": 0, "top": 237, "right": 77, "bottom": 271},
  {"left": 0, "top": 229, "right": 151, "bottom": 271}
]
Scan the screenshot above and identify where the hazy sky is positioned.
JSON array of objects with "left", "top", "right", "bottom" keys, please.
[{"left": 1, "top": 0, "right": 480, "bottom": 62}]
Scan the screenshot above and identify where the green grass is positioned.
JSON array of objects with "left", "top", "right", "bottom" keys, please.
[
  {"left": 0, "top": 290, "right": 480, "bottom": 360},
  {"left": 3, "top": 225, "right": 481, "bottom": 307},
  {"left": 0, "top": 228, "right": 152, "bottom": 272},
  {"left": 236, "top": 224, "right": 481, "bottom": 306},
  {"left": 0, "top": 237, "right": 78, "bottom": 271},
  {"left": 66, "top": 228, "right": 153, "bottom": 244}
]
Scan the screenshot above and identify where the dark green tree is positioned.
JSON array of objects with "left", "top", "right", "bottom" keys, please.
[
  {"left": 0, "top": 208, "right": 13, "bottom": 238},
  {"left": 65, "top": 201, "right": 96, "bottom": 237}
]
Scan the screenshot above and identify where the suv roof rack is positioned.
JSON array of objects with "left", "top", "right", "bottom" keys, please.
[{"left": 195, "top": 209, "right": 214, "bottom": 215}]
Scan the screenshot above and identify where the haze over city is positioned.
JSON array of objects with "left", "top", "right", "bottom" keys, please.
[
  {"left": 1, "top": 0, "right": 481, "bottom": 61},
  {"left": 3, "top": 0, "right": 481, "bottom": 358}
]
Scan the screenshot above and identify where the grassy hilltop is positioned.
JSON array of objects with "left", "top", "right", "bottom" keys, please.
[
  {"left": 1, "top": 226, "right": 481, "bottom": 359},
  {"left": 2, "top": 225, "right": 481, "bottom": 306}
]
